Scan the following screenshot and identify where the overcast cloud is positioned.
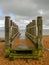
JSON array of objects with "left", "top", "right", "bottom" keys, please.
[{"left": 0, "top": 0, "right": 49, "bottom": 30}]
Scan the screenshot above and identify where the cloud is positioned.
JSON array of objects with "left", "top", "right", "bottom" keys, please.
[
  {"left": 43, "top": 24, "right": 49, "bottom": 29},
  {"left": 38, "top": 9, "right": 48, "bottom": 15},
  {"left": 0, "top": 0, "right": 49, "bottom": 30},
  {"left": 0, "top": 0, "right": 37, "bottom": 16},
  {"left": 0, "top": 20, "right": 5, "bottom": 27}
]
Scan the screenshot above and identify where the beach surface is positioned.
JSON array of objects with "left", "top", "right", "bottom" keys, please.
[{"left": 0, "top": 35, "right": 49, "bottom": 65}]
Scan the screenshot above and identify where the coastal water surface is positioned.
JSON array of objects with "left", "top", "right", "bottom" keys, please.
[{"left": 0, "top": 27, "right": 49, "bottom": 38}]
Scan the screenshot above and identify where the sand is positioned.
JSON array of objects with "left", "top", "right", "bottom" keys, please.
[{"left": 0, "top": 35, "right": 49, "bottom": 65}]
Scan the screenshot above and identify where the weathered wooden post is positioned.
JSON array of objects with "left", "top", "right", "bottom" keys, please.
[
  {"left": 27, "top": 23, "right": 30, "bottom": 33},
  {"left": 12, "top": 22, "right": 14, "bottom": 37},
  {"left": 10, "top": 20, "right": 13, "bottom": 48},
  {"left": 32, "top": 20, "right": 36, "bottom": 44},
  {"left": 5, "top": 16, "right": 11, "bottom": 49},
  {"left": 10, "top": 20, "right": 13, "bottom": 37},
  {"left": 29, "top": 22, "right": 33, "bottom": 34},
  {"left": 37, "top": 16, "right": 43, "bottom": 50},
  {"left": 32, "top": 20, "right": 36, "bottom": 36},
  {"left": 26, "top": 25, "right": 28, "bottom": 32}
]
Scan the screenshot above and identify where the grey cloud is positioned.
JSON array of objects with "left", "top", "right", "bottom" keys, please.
[
  {"left": 32, "top": 0, "right": 49, "bottom": 10},
  {"left": 0, "top": 0, "right": 49, "bottom": 16},
  {"left": 0, "top": 0, "right": 49, "bottom": 29},
  {"left": 0, "top": 0, "right": 37, "bottom": 16}
]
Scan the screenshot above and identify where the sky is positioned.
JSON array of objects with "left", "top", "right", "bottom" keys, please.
[{"left": 0, "top": 0, "right": 49, "bottom": 30}]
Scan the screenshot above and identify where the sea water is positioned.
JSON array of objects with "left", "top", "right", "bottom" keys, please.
[
  {"left": 0, "top": 28, "right": 49, "bottom": 38},
  {"left": 0, "top": 30, "right": 5, "bottom": 38}
]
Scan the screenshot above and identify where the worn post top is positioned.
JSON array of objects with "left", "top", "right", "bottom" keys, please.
[
  {"left": 5, "top": 16, "right": 10, "bottom": 18},
  {"left": 37, "top": 16, "right": 42, "bottom": 19}
]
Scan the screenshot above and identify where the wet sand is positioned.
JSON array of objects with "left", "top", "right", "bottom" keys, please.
[
  {"left": 13, "top": 37, "right": 34, "bottom": 48},
  {"left": 0, "top": 36, "right": 49, "bottom": 65}
]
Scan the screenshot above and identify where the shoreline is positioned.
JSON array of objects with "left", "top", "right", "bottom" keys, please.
[
  {"left": 0, "top": 38, "right": 5, "bottom": 42},
  {"left": 0, "top": 35, "right": 49, "bottom": 42}
]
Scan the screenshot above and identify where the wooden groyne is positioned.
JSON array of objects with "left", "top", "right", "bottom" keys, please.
[
  {"left": 5, "top": 16, "right": 20, "bottom": 48},
  {"left": 4, "top": 16, "right": 43, "bottom": 59},
  {"left": 25, "top": 16, "right": 43, "bottom": 50}
]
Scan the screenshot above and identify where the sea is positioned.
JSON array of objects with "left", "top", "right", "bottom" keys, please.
[{"left": 0, "top": 27, "right": 49, "bottom": 38}]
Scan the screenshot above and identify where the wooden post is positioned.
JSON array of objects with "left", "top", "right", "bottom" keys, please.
[
  {"left": 32, "top": 20, "right": 36, "bottom": 36},
  {"left": 37, "top": 16, "right": 43, "bottom": 50},
  {"left": 5, "top": 16, "right": 11, "bottom": 49},
  {"left": 31, "top": 20, "right": 36, "bottom": 43}
]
